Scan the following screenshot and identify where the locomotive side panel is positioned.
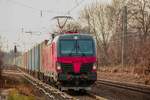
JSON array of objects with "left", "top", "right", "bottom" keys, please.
[
  {"left": 23, "top": 52, "right": 27, "bottom": 70},
  {"left": 40, "top": 41, "right": 47, "bottom": 73}
]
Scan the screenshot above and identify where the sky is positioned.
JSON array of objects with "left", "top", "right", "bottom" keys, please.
[{"left": 0, "top": 0, "right": 111, "bottom": 52}]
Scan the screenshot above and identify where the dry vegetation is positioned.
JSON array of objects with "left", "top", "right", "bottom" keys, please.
[
  {"left": 0, "top": 75, "right": 35, "bottom": 100},
  {"left": 0, "top": 73, "right": 46, "bottom": 100},
  {"left": 98, "top": 66, "right": 150, "bottom": 85}
]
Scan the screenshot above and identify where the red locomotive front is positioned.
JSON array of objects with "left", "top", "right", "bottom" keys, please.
[{"left": 46, "top": 33, "right": 97, "bottom": 91}]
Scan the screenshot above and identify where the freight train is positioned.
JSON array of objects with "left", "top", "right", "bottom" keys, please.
[{"left": 15, "top": 32, "right": 97, "bottom": 91}]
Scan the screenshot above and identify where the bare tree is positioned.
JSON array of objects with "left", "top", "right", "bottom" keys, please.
[
  {"left": 127, "top": 0, "right": 150, "bottom": 42},
  {"left": 79, "top": 1, "right": 126, "bottom": 65},
  {"left": 63, "top": 21, "right": 82, "bottom": 32}
]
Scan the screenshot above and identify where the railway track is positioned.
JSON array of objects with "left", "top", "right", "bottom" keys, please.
[
  {"left": 66, "top": 90, "right": 107, "bottom": 100},
  {"left": 10, "top": 67, "right": 106, "bottom": 100},
  {"left": 5, "top": 66, "right": 150, "bottom": 100},
  {"left": 2, "top": 66, "right": 107, "bottom": 100},
  {"left": 20, "top": 69, "right": 106, "bottom": 100},
  {"left": 96, "top": 79, "right": 150, "bottom": 94},
  {"left": 17, "top": 68, "right": 75, "bottom": 100}
]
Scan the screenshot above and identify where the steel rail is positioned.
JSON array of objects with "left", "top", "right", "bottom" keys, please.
[
  {"left": 97, "top": 79, "right": 150, "bottom": 94},
  {"left": 86, "top": 92, "right": 108, "bottom": 100}
]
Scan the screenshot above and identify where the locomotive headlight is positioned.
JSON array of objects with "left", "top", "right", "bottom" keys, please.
[
  {"left": 57, "top": 66, "right": 61, "bottom": 70},
  {"left": 92, "top": 63, "right": 97, "bottom": 72},
  {"left": 56, "top": 62, "right": 62, "bottom": 72}
]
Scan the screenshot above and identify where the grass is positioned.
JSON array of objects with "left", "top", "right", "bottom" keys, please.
[{"left": 8, "top": 89, "right": 35, "bottom": 100}]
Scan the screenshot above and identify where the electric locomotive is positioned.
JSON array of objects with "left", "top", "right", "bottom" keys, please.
[{"left": 43, "top": 32, "right": 97, "bottom": 91}]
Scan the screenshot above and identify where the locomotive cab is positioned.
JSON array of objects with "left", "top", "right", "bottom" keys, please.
[{"left": 56, "top": 33, "right": 97, "bottom": 91}]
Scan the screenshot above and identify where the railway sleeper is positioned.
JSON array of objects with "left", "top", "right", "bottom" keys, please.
[{"left": 59, "top": 86, "right": 91, "bottom": 91}]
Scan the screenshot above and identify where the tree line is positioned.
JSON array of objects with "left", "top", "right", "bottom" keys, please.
[{"left": 61, "top": 0, "right": 150, "bottom": 67}]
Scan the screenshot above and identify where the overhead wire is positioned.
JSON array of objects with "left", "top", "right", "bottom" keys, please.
[
  {"left": 66, "top": 0, "right": 86, "bottom": 15},
  {"left": 6, "top": 0, "right": 87, "bottom": 17},
  {"left": 6, "top": 0, "right": 63, "bottom": 14},
  {"left": 6, "top": 0, "right": 40, "bottom": 11}
]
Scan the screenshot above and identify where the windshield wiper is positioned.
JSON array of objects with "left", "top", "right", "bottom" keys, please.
[
  {"left": 77, "top": 45, "right": 86, "bottom": 56},
  {"left": 68, "top": 44, "right": 76, "bottom": 56}
]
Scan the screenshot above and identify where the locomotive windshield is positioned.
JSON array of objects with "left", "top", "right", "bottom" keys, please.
[
  {"left": 78, "top": 40, "right": 93, "bottom": 55},
  {"left": 60, "top": 40, "right": 76, "bottom": 55},
  {"left": 60, "top": 39, "right": 94, "bottom": 56}
]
